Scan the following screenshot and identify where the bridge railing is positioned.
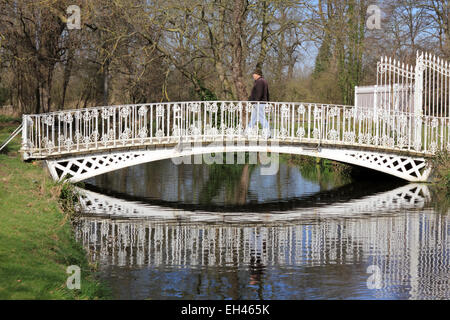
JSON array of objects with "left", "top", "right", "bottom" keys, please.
[{"left": 21, "top": 101, "right": 449, "bottom": 159}]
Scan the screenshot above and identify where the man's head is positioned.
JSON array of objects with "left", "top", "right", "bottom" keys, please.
[{"left": 252, "top": 67, "right": 263, "bottom": 80}]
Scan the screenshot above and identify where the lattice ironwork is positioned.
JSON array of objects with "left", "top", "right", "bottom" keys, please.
[
  {"left": 47, "top": 151, "right": 148, "bottom": 182},
  {"left": 343, "top": 151, "right": 430, "bottom": 181},
  {"left": 45, "top": 144, "right": 433, "bottom": 183}
]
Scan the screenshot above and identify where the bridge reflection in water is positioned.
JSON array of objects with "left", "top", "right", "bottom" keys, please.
[{"left": 74, "top": 184, "right": 449, "bottom": 299}]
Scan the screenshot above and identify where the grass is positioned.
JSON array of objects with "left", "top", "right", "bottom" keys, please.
[
  {"left": 0, "top": 115, "right": 20, "bottom": 123},
  {"left": 0, "top": 120, "right": 110, "bottom": 299}
]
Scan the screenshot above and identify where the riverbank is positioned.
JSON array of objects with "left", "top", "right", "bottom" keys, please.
[
  {"left": 432, "top": 151, "right": 450, "bottom": 193},
  {"left": 430, "top": 151, "right": 450, "bottom": 213},
  {"left": 0, "top": 119, "right": 109, "bottom": 299}
]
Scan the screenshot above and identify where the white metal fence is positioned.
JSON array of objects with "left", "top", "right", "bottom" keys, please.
[
  {"left": 355, "top": 84, "right": 415, "bottom": 114},
  {"left": 375, "top": 57, "right": 416, "bottom": 114},
  {"left": 418, "top": 52, "right": 450, "bottom": 118},
  {"left": 357, "top": 52, "right": 450, "bottom": 119}
]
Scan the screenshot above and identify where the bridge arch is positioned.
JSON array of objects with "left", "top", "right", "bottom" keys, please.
[{"left": 46, "top": 141, "right": 432, "bottom": 183}]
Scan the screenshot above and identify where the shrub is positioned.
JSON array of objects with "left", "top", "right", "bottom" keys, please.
[{"left": 432, "top": 151, "right": 450, "bottom": 194}]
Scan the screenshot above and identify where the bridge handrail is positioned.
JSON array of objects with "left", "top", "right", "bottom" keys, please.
[
  {"left": 20, "top": 101, "right": 450, "bottom": 159},
  {"left": 22, "top": 100, "right": 363, "bottom": 117}
]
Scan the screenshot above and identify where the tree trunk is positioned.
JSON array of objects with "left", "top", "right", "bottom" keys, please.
[
  {"left": 256, "top": 0, "right": 269, "bottom": 69},
  {"left": 103, "top": 59, "right": 110, "bottom": 106},
  {"left": 35, "top": 86, "right": 41, "bottom": 114},
  {"left": 46, "top": 66, "right": 54, "bottom": 112},
  {"left": 61, "top": 49, "right": 74, "bottom": 109},
  {"left": 231, "top": 0, "right": 248, "bottom": 101},
  {"left": 215, "top": 3, "right": 235, "bottom": 99}
]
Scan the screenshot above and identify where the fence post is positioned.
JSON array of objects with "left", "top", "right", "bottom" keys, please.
[
  {"left": 373, "top": 85, "right": 378, "bottom": 115},
  {"left": 414, "top": 52, "right": 424, "bottom": 150},
  {"left": 373, "top": 85, "right": 379, "bottom": 143},
  {"left": 21, "top": 114, "right": 28, "bottom": 159}
]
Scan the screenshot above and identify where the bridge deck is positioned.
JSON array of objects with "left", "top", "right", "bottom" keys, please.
[{"left": 25, "top": 138, "right": 433, "bottom": 161}]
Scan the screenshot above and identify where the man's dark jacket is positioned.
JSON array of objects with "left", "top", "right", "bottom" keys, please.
[{"left": 249, "top": 77, "right": 270, "bottom": 102}]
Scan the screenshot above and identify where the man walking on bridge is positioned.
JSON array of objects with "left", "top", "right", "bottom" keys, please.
[{"left": 248, "top": 67, "right": 270, "bottom": 137}]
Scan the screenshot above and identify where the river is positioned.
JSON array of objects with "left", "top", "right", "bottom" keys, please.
[{"left": 73, "top": 155, "right": 449, "bottom": 299}]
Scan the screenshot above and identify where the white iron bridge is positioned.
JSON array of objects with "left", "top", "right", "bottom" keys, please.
[{"left": 18, "top": 53, "right": 450, "bottom": 182}]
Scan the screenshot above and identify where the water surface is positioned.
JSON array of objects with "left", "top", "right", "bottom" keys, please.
[{"left": 75, "top": 158, "right": 450, "bottom": 299}]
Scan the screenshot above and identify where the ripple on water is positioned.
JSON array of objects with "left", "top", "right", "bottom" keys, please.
[{"left": 75, "top": 160, "right": 448, "bottom": 299}]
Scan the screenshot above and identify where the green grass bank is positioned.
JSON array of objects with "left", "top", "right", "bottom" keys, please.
[
  {"left": 0, "top": 118, "right": 109, "bottom": 299},
  {"left": 430, "top": 151, "right": 450, "bottom": 213},
  {"left": 432, "top": 151, "right": 450, "bottom": 193}
]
